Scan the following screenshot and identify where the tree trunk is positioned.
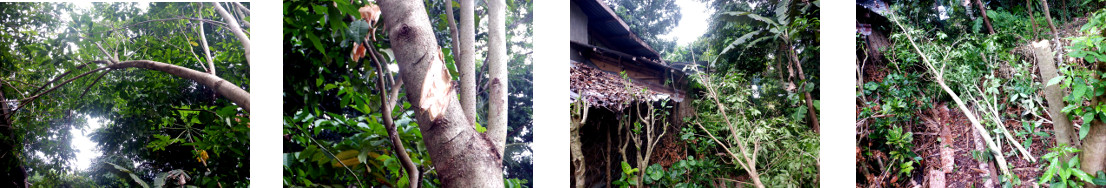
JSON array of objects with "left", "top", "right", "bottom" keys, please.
[
  {"left": 570, "top": 101, "right": 587, "bottom": 188},
  {"left": 1040, "top": 0, "right": 1059, "bottom": 36},
  {"left": 107, "top": 60, "right": 250, "bottom": 112},
  {"left": 458, "top": 0, "right": 477, "bottom": 123},
  {"left": 444, "top": 0, "right": 460, "bottom": 58},
  {"left": 378, "top": 0, "right": 504, "bottom": 187},
  {"left": 1027, "top": 0, "right": 1039, "bottom": 40},
  {"left": 785, "top": 41, "right": 819, "bottom": 133},
  {"left": 974, "top": 0, "right": 995, "bottom": 34},
  {"left": 486, "top": 0, "right": 508, "bottom": 156},
  {"left": 1033, "top": 41, "right": 1078, "bottom": 151}
]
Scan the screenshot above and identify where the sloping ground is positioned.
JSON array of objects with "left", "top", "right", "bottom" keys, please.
[
  {"left": 913, "top": 103, "right": 1053, "bottom": 188},
  {"left": 858, "top": 14, "right": 1094, "bottom": 188}
]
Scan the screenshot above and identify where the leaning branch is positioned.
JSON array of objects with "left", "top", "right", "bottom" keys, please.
[
  {"left": 372, "top": 51, "right": 418, "bottom": 188},
  {"left": 890, "top": 13, "right": 1012, "bottom": 177},
  {"left": 108, "top": 60, "right": 250, "bottom": 112},
  {"left": 196, "top": 3, "right": 216, "bottom": 76},
  {"left": 694, "top": 73, "right": 765, "bottom": 188},
  {"left": 212, "top": 2, "right": 251, "bottom": 65}
]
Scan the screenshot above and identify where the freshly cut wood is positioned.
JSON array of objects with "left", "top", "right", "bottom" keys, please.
[
  {"left": 921, "top": 105, "right": 955, "bottom": 173},
  {"left": 927, "top": 169, "right": 946, "bottom": 188}
]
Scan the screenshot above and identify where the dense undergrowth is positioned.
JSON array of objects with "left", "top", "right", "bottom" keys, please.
[{"left": 857, "top": 1, "right": 1106, "bottom": 187}]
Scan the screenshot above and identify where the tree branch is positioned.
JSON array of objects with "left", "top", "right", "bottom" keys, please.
[
  {"left": 889, "top": 12, "right": 1012, "bottom": 177},
  {"left": 102, "top": 17, "right": 229, "bottom": 39},
  {"left": 212, "top": 2, "right": 251, "bottom": 66},
  {"left": 196, "top": 3, "right": 216, "bottom": 76},
  {"left": 372, "top": 55, "right": 419, "bottom": 188}
]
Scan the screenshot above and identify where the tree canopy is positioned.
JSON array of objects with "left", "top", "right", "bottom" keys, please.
[{"left": 0, "top": 2, "right": 250, "bottom": 187}]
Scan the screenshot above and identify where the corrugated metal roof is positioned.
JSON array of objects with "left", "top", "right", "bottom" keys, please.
[{"left": 571, "top": 0, "right": 661, "bottom": 61}]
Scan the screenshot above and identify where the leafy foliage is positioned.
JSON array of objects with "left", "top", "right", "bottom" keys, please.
[
  {"left": 1038, "top": 146, "right": 1101, "bottom": 187},
  {"left": 0, "top": 2, "right": 250, "bottom": 187},
  {"left": 604, "top": 0, "right": 681, "bottom": 55}
]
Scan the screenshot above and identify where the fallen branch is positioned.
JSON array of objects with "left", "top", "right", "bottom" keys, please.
[
  {"left": 968, "top": 88, "right": 1035, "bottom": 162},
  {"left": 889, "top": 12, "right": 1012, "bottom": 177}
]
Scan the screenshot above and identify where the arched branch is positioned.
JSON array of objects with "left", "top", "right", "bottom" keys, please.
[{"left": 16, "top": 60, "right": 250, "bottom": 115}]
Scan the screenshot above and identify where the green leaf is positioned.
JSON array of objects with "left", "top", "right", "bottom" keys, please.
[
  {"left": 1093, "top": 171, "right": 1106, "bottom": 185},
  {"left": 1042, "top": 158, "right": 1058, "bottom": 183},
  {"left": 1074, "top": 81, "right": 1087, "bottom": 101},
  {"left": 711, "top": 30, "right": 764, "bottom": 67},
  {"left": 1082, "top": 120, "right": 1092, "bottom": 140},
  {"left": 1048, "top": 75, "right": 1066, "bottom": 87},
  {"left": 1073, "top": 169, "right": 1095, "bottom": 183},
  {"left": 647, "top": 164, "right": 664, "bottom": 181},
  {"left": 475, "top": 121, "right": 486, "bottom": 133},
  {"left": 305, "top": 31, "right": 326, "bottom": 56}
]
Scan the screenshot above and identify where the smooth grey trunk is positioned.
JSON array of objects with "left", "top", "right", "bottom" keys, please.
[
  {"left": 378, "top": 0, "right": 504, "bottom": 187},
  {"left": 1033, "top": 41, "right": 1077, "bottom": 151},
  {"left": 486, "top": 0, "right": 508, "bottom": 156},
  {"left": 212, "top": 2, "right": 250, "bottom": 66},
  {"left": 458, "top": 0, "right": 477, "bottom": 123}
]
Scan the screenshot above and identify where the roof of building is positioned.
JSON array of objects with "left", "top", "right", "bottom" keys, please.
[{"left": 572, "top": 0, "right": 661, "bottom": 61}]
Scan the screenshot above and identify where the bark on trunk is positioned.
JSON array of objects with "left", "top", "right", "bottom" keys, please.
[
  {"left": 444, "top": 0, "right": 460, "bottom": 58},
  {"left": 570, "top": 101, "right": 587, "bottom": 188},
  {"left": 485, "top": 0, "right": 508, "bottom": 156},
  {"left": 1034, "top": 41, "right": 1078, "bottom": 151},
  {"left": 107, "top": 60, "right": 250, "bottom": 112},
  {"left": 974, "top": 0, "right": 996, "bottom": 34},
  {"left": 378, "top": 1, "right": 504, "bottom": 187},
  {"left": 785, "top": 40, "right": 819, "bottom": 133},
  {"left": 211, "top": 2, "right": 251, "bottom": 66},
  {"left": 1026, "top": 0, "right": 1040, "bottom": 40},
  {"left": 458, "top": 0, "right": 477, "bottom": 123},
  {"left": 1040, "top": 0, "right": 1059, "bottom": 35}
]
